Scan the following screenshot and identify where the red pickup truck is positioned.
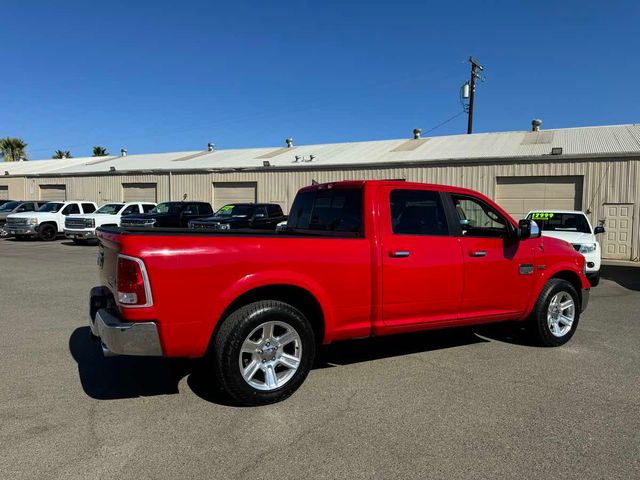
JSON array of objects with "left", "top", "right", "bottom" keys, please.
[{"left": 90, "top": 181, "right": 590, "bottom": 405}]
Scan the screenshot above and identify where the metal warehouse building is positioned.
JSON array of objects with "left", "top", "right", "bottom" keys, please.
[{"left": 1, "top": 123, "right": 639, "bottom": 261}]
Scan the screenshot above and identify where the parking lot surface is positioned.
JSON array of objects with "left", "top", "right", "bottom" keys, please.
[{"left": 1, "top": 238, "right": 639, "bottom": 479}]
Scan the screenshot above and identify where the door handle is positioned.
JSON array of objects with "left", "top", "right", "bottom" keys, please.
[
  {"left": 470, "top": 250, "right": 487, "bottom": 257},
  {"left": 390, "top": 250, "right": 411, "bottom": 258}
]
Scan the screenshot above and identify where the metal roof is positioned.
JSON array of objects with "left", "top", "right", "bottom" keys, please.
[{"left": 3, "top": 124, "right": 640, "bottom": 177}]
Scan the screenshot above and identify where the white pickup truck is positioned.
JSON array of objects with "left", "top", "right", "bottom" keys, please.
[
  {"left": 6, "top": 201, "right": 98, "bottom": 241},
  {"left": 526, "top": 210, "right": 605, "bottom": 286},
  {"left": 64, "top": 202, "right": 156, "bottom": 244}
]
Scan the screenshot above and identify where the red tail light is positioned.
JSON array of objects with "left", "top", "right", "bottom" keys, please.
[{"left": 116, "top": 255, "right": 151, "bottom": 306}]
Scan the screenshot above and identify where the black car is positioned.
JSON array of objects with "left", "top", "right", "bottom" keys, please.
[
  {"left": 120, "top": 201, "right": 213, "bottom": 228},
  {"left": 188, "top": 203, "right": 286, "bottom": 230}
]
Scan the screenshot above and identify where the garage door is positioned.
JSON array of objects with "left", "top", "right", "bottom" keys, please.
[
  {"left": 495, "top": 176, "right": 583, "bottom": 220},
  {"left": 39, "top": 185, "right": 67, "bottom": 201},
  {"left": 0, "top": 186, "right": 8, "bottom": 200},
  {"left": 122, "top": 183, "right": 157, "bottom": 202},
  {"left": 212, "top": 182, "right": 257, "bottom": 210},
  {"left": 602, "top": 204, "right": 633, "bottom": 260}
]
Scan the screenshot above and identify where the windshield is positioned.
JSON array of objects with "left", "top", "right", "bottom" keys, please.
[
  {"left": 214, "top": 204, "right": 253, "bottom": 218},
  {"left": 38, "top": 202, "right": 64, "bottom": 213},
  {"left": 527, "top": 212, "right": 592, "bottom": 234},
  {"left": 0, "top": 201, "right": 20, "bottom": 211},
  {"left": 95, "top": 203, "right": 124, "bottom": 214},
  {"left": 150, "top": 202, "right": 182, "bottom": 214}
]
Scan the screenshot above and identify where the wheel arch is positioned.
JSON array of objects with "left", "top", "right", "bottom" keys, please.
[
  {"left": 211, "top": 283, "right": 328, "bottom": 352},
  {"left": 549, "top": 270, "right": 584, "bottom": 306}
]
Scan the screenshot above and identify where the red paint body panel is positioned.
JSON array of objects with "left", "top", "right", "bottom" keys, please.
[{"left": 96, "top": 180, "right": 589, "bottom": 358}]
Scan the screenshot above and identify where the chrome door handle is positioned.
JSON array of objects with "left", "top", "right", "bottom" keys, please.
[
  {"left": 390, "top": 250, "right": 411, "bottom": 258},
  {"left": 470, "top": 250, "right": 487, "bottom": 257}
]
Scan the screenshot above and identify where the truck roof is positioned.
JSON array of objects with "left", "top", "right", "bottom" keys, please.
[{"left": 298, "top": 180, "right": 489, "bottom": 197}]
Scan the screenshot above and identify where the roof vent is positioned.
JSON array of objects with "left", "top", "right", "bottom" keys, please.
[
  {"left": 413, "top": 128, "right": 422, "bottom": 139},
  {"left": 109, "top": 166, "right": 116, "bottom": 172},
  {"left": 120, "top": 148, "right": 127, "bottom": 157},
  {"left": 286, "top": 138, "right": 294, "bottom": 148},
  {"left": 531, "top": 119, "right": 542, "bottom": 132},
  {"left": 4, "top": 171, "right": 9, "bottom": 176},
  {"left": 207, "top": 142, "right": 214, "bottom": 152}
]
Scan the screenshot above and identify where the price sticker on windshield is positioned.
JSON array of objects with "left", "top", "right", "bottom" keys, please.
[
  {"left": 219, "top": 205, "right": 234, "bottom": 213},
  {"left": 531, "top": 212, "right": 554, "bottom": 220}
]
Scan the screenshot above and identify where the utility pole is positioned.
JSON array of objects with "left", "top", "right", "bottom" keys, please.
[{"left": 466, "top": 56, "right": 484, "bottom": 134}]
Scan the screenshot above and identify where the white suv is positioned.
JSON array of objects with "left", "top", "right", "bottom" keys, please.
[
  {"left": 526, "top": 210, "right": 605, "bottom": 286},
  {"left": 64, "top": 202, "right": 156, "bottom": 244},
  {"left": 6, "top": 201, "right": 98, "bottom": 241}
]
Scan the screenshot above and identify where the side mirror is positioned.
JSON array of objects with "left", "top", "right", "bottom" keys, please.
[
  {"left": 517, "top": 219, "right": 541, "bottom": 240},
  {"left": 594, "top": 225, "right": 605, "bottom": 235}
]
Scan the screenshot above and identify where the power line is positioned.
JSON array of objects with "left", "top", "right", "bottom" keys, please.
[{"left": 423, "top": 110, "right": 467, "bottom": 135}]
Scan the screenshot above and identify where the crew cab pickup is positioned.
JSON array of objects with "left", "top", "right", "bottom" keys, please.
[
  {"left": 189, "top": 203, "right": 286, "bottom": 231},
  {"left": 64, "top": 201, "right": 156, "bottom": 244},
  {"left": 7, "top": 201, "right": 98, "bottom": 241},
  {"left": 91, "top": 181, "right": 590, "bottom": 405},
  {"left": 120, "top": 201, "right": 213, "bottom": 228}
]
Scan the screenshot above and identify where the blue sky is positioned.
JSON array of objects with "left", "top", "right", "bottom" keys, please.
[{"left": 1, "top": 0, "right": 639, "bottom": 159}]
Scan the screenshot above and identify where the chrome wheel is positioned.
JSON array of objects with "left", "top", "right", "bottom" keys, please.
[
  {"left": 547, "top": 291, "right": 575, "bottom": 337},
  {"left": 238, "top": 320, "right": 302, "bottom": 391}
]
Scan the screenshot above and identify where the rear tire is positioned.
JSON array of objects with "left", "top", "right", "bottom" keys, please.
[
  {"left": 38, "top": 224, "right": 57, "bottom": 241},
  {"left": 212, "top": 300, "right": 316, "bottom": 406},
  {"left": 527, "top": 279, "right": 580, "bottom": 347}
]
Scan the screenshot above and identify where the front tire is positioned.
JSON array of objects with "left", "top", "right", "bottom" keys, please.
[
  {"left": 587, "top": 272, "right": 600, "bottom": 287},
  {"left": 38, "top": 224, "right": 57, "bottom": 241},
  {"left": 527, "top": 279, "right": 580, "bottom": 347},
  {"left": 212, "top": 300, "right": 316, "bottom": 406}
]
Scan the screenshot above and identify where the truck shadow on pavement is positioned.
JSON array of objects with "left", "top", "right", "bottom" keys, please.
[
  {"left": 600, "top": 265, "right": 640, "bottom": 291},
  {"left": 70, "top": 326, "right": 495, "bottom": 406}
]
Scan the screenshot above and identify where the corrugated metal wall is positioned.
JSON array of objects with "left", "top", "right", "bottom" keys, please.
[{"left": 3, "top": 157, "right": 638, "bottom": 260}]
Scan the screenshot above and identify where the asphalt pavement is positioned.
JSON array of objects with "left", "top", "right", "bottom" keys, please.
[{"left": 0, "top": 238, "right": 638, "bottom": 479}]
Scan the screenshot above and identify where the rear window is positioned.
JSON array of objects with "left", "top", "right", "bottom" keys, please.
[
  {"left": 288, "top": 188, "right": 362, "bottom": 235},
  {"left": 267, "top": 204, "right": 284, "bottom": 218}
]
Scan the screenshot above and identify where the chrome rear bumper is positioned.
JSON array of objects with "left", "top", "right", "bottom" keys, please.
[{"left": 89, "top": 287, "right": 162, "bottom": 357}]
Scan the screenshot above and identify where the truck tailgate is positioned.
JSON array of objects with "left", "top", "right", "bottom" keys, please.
[{"left": 97, "top": 229, "right": 123, "bottom": 298}]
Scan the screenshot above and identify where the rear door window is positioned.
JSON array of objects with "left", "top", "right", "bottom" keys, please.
[
  {"left": 82, "top": 203, "right": 96, "bottom": 213},
  {"left": 288, "top": 188, "right": 362, "bottom": 234},
  {"left": 121, "top": 205, "right": 139, "bottom": 215},
  {"left": 390, "top": 189, "right": 449, "bottom": 236},
  {"left": 62, "top": 204, "right": 80, "bottom": 215},
  {"left": 142, "top": 204, "right": 155, "bottom": 213},
  {"left": 198, "top": 203, "right": 213, "bottom": 215},
  {"left": 268, "top": 204, "right": 283, "bottom": 218}
]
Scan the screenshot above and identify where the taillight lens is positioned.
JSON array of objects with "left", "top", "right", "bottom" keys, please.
[{"left": 117, "top": 256, "right": 148, "bottom": 306}]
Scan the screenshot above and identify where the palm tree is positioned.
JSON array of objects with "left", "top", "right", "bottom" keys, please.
[
  {"left": 92, "top": 146, "right": 109, "bottom": 157},
  {"left": 52, "top": 150, "right": 72, "bottom": 159},
  {"left": 0, "top": 137, "right": 28, "bottom": 162}
]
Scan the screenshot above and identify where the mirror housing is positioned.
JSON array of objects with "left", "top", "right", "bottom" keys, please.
[
  {"left": 517, "top": 219, "right": 541, "bottom": 240},
  {"left": 594, "top": 225, "right": 605, "bottom": 235}
]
